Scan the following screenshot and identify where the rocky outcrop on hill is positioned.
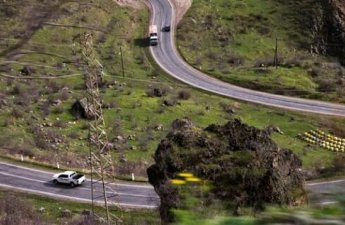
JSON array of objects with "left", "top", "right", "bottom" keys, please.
[
  {"left": 312, "top": 0, "right": 345, "bottom": 64},
  {"left": 71, "top": 98, "right": 97, "bottom": 120},
  {"left": 147, "top": 119, "right": 305, "bottom": 224}
]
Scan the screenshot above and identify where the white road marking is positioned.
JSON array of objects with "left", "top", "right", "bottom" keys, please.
[
  {"left": 0, "top": 161, "right": 54, "bottom": 175},
  {"left": 0, "top": 183, "right": 156, "bottom": 209},
  {"left": 319, "top": 201, "right": 337, "bottom": 205},
  {"left": 307, "top": 179, "right": 345, "bottom": 186}
]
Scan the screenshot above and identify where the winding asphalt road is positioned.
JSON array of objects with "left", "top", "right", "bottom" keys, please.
[
  {"left": 0, "top": 162, "right": 159, "bottom": 208},
  {"left": 0, "top": 0, "right": 344, "bottom": 211},
  {"left": 0, "top": 161, "right": 344, "bottom": 208},
  {"left": 148, "top": 0, "right": 345, "bottom": 117}
]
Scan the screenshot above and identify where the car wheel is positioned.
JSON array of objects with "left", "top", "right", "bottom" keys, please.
[
  {"left": 53, "top": 179, "right": 58, "bottom": 184},
  {"left": 70, "top": 182, "right": 75, "bottom": 187}
]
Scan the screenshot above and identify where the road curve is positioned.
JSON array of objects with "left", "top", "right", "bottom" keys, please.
[
  {"left": 0, "top": 162, "right": 159, "bottom": 209},
  {"left": 0, "top": 161, "right": 344, "bottom": 207},
  {"left": 148, "top": 0, "right": 345, "bottom": 117}
]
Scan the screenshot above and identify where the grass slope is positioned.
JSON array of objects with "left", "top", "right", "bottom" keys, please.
[
  {"left": 0, "top": 190, "right": 160, "bottom": 224},
  {"left": 0, "top": 0, "right": 344, "bottom": 180},
  {"left": 177, "top": 0, "right": 345, "bottom": 103}
]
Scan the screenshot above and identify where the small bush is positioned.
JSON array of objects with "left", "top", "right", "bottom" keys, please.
[
  {"left": 162, "top": 98, "right": 178, "bottom": 106},
  {"left": 67, "top": 216, "right": 102, "bottom": 225},
  {"left": 333, "top": 155, "right": 345, "bottom": 172},
  {"left": 155, "top": 106, "right": 165, "bottom": 114},
  {"left": 308, "top": 67, "right": 322, "bottom": 77},
  {"left": 40, "top": 102, "right": 51, "bottom": 117},
  {"left": 68, "top": 131, "right": 79, "bottom": 139},
  {"left": 317, "top": 79, "right": 336, "bottom": 92},
  {"left": 146, "top": 85, "right": 168, "bottom": 97},
  {"left": 254, "top": 56, "right": 283, "bottom": 68},
  {"left": 59, "top": 89, "right": 70, "bottom": 101},
  {"left": 14, "top": 94, "right": 31, "bottom": 106},
  {"left": 53, "top": 120, "right": 67, "bottom": 128},
  {"left": 46, "top": 80, "right": 62, "bottom": 93},
  {"left": 137, "top": 133, "right": 151, "bottom": 150},
  {"left": 52, "top": 105, "right": 64, "bottom": 114},
  {"left": 11, "top": 108, "right": 24, "bottom": 118},
  {"left": 81, "top": 123, "right": 89, "bottom": 130},
  {"left": 0, "top": 194, "right": 45, "bottom": 225},
  {"left": 226, "top": 54, "right": 244, "bottom": 66},
  {"left": 10, "top": 84, "right": 24, "bottom": 95},
  {"left": 177, "top": 90, "right": 191, "bottom": 100},
  {"left": 219, "top": 102, "right": 236, "bottom": 114},
  {"left": 284, "top": 57, "right": 303, "bottom": 68}
]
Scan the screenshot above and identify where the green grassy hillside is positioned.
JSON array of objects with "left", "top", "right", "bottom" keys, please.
[
  {"left": 0, "top": 0, "right": 344, "bottom": 180},
  {"left": 0, "top": 190, "right": 160, "bottom": 224},
  {"left": 177, "top": 0, "right": 345, "bottom": 103}
]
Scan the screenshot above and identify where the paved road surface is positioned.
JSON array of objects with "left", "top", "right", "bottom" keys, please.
[
  {"left": 1, "top": 0, "right": 344, "bottom": 207},
  {"left": 1, "top": 161, "right": 345, "bottom": 208},
  {"left": 0, "top": 162, "right": 159, "bottom": 208},
  {"left": 307, "top": 179, "right": 345, "bottom": 205},
  {"left": 148, "top": 0, "right": 345, "bottom": 117}
]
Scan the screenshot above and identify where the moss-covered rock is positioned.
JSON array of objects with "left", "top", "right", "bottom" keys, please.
[{"left": 147, "top": 118, "right": 306, "bottom": 224}]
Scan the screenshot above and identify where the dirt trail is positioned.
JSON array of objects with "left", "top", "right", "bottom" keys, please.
[
  {"left": 170, "top": 0, "right": 192, "bottom": 24},
  {"left": 113, "top": 0, "right": 144, "bottom": 9}
]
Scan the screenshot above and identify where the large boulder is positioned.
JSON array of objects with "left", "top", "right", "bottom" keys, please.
[
  {"left": 147, "top": 119, "right": 305, "bottom": 224},
  {"left": 71, "top": 98, "right": 97, "bottom": 120},
  {"left": 312, "top": 0, "right": 345, "bottom": 65}
]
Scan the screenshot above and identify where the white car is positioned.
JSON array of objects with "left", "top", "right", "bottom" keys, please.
[{"left": 52, "top": 171, "right": 85, "bottom": 187}]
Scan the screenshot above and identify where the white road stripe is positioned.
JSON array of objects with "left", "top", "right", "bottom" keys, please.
[
  {"left": 0, "top": 161, "right": 54, "bottom": 175},
  {"left": 307, "top": 179, "right": 345, "bottom": 186},
  {"left": 319, "top": 201, "right": 337, "bottom": 205},
  {"left": 0, "top": 183, "right": 156, "bottom": 209}
]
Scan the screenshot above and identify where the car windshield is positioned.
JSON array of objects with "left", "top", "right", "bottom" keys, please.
[{"left": 70, "top": 172, "right": 76, "bottom": 177}]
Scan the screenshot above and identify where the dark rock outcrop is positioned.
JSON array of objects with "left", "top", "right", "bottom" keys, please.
[
  {"left": 20, "top": 65, "right": 35, "bottom": 76},
  {"left": 147, "top": 119, "right": 305, "bottom": 224},
  {"left": 312, "top": 0, "right": 345, "bottom": 65},
  {"left": 71, "top": 98, "right": 97, "bottom": 120}
]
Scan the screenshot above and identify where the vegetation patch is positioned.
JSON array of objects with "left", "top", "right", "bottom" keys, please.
[
  {"left": 0, "top": 0, "right": 344, "bottom": 181},
  {"left": 177, "top": 0, "right": 345, "bottom": 103},
  {"left": 0, "top": 190, "right": 159, "bottom": 224}
]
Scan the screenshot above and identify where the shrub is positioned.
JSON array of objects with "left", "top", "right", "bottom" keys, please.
[
  {"left": 14, "top": 94, "right": 31, "bottom": 106},
  {"left": 254, "top": 56, "right": 283, "bottom": 68},
  {"left": 177, "top": 90, "right": 191, "bottom": 100},
  {"left": 11, "top": 108, "right": 24, "bottom": 118},
  {"left": 59, "top": 89, "right": 70, "bottom": 101},
  {"left": 284, "top": 56, "right": 303, "bottom": 68},
  {"left": 67, "top": 216, "right": 102, "bottom": 225},
  {"left": 68, "top": 131, "right": 79, "bottom": 139},
  {"left": 219, "top": 102, "right": 236, "bottom": 114},
  {"left": 162, "top": 98, "right": 178, "bottom": 106},
  {"left": 81, "top": 123, "right": 89, "bottom": 130},
  {"left": 155, "top": 106, "right": 165, "bottom": 114},
  {"left": 40, "top": 102, "right": 51, "bottom": 117},
  {"left": 10, "top": 84, "right": 24, "bottom": 95},
  {"left": 333, "top": 155, "right": 345, "bottom": 172},
  {"left": 308, "top": 67, "right": 322, "bottom": 77},
  {"left": 146, "top": 85, "right": 168, "bottom": 97},
  {"left": 53, "top": 120, "right": 67, "bottom": 128},
  {"left": 0, "top": 194, "right": 45, "bottom": 225},
  {"left": 52, "top": 105, "right": 64, "bottom": 114},
  {"left": 317, "top": 79, "right": 336, "bottom": 92},
  {"left": 46, "top": 80, "right": 62, "bottom": 93},
  {"left": 226, "top": 54, "right": 244, "bottom": 66}
]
